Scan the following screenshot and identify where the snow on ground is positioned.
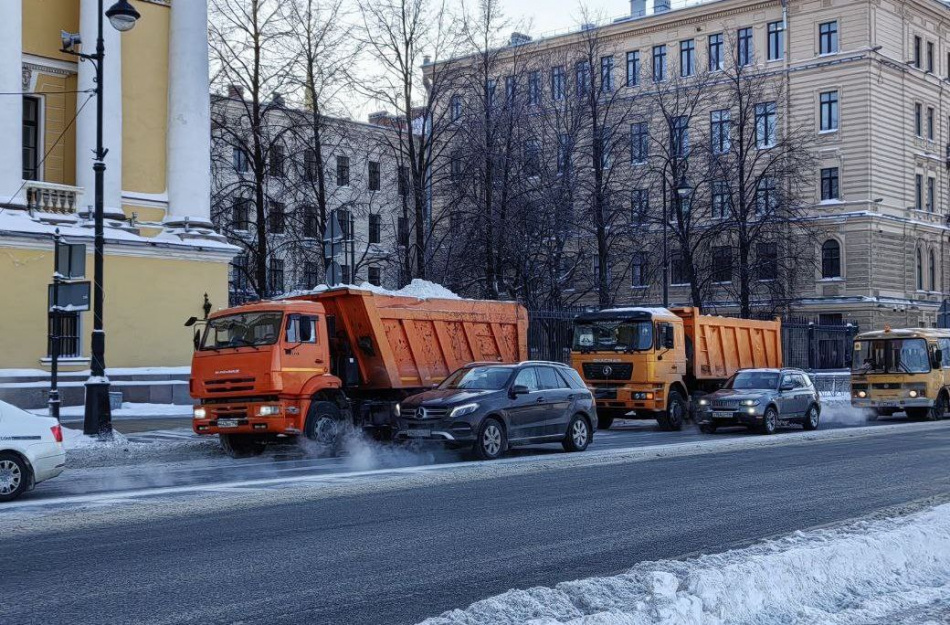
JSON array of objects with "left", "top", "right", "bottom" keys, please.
[
  {"left": 60, "top": 426, "right": 219, "bottom": 469},
  {"left": 420, "top": 502, "right": 950, "bottom": 625},
  {"left": 30, "top": 402, "right": 193, "bottom": 419}
]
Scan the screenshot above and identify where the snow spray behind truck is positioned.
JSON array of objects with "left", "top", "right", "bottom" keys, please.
[
  {"left": 190, "top": 286, "right": 528, "bottom": 456},
  {"left": 570, "top": 307, "right": 782, "bottom": 431}
]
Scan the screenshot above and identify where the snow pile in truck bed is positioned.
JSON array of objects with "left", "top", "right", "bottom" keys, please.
[
  {"left": 420, "top": 502, "right": 950, "bottom": 625},
  {"left": 283, "top": 279, "right": 462, "bottom": 300}
]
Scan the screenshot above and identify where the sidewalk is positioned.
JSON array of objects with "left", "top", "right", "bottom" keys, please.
[{"left": 60, "top": 416, "right": 193, "bottom": 434}]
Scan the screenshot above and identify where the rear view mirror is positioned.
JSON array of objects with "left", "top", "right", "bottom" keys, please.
[
  {"left": 934, "top": 349, "right": 943, "bottom": 369},
  {"left": 193, "top": 329, "right": 200, "bottom": 351},
  {"left": 510, "top": 384, "right": 529, "bottom": 397}
]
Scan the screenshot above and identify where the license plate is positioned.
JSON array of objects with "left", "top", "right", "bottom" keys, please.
[
  {"left": 712, "top": 411, "right": 734, "bottom": 419},
  {"left": 404, "top": 429, "right": 431, "bottom": 438},
  {"left": 217, "top": 418, "right": 239, "bottom": 428}
]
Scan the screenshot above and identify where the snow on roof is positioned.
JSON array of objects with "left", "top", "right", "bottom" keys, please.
[{"left": 600, "top": 307, "right": 677, "bottom": 317}]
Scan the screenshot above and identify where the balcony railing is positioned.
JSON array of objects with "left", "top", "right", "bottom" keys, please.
[{"left": 25, "top": 180, "right": 83, "bottom": 214}]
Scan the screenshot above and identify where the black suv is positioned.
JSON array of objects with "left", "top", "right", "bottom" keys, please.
[{"left": 397, "top": 362, "right": 598, "bottom": 460}]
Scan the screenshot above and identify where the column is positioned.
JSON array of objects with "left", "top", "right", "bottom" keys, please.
[
  {"left": 164, "top": 0, "right": 214, "bottom": 231},
  {"left": 0, "top": 1, "right": 24, "bottom": 207},
  {"left": 76, "top": 0, "right": 124, "bottom": 219}
]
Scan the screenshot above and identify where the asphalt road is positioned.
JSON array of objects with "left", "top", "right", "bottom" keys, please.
[{"left": 2, "top": 425, "right": 950, "bottom": 625}]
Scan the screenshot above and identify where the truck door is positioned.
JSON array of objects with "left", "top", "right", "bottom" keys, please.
[
  {"left": 282, "top": 314, "right": 328, "bottom": 382},
  {"left": 508, "top": 368, "right": 545, "bottom": 439}
]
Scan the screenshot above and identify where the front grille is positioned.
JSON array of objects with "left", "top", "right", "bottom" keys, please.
[
  {"left": 872, "top": 383, "right": 901, "bottom": 390},
  {"left": 712, "top": 400, "right": 739, "bottom": 410},
  {"left": 583, "top": 363, "right": 633, "bottom": 381},
  {"left": 413, "top": 407, "right": 449, "bottom": 419},
  {"left": 212, "top": 407, "right": 249, "bottom": 419},
  {"left": 205, "top": 377, "right": 256, "bottom": 393}
]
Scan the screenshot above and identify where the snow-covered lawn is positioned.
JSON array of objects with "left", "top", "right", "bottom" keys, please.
[
  {"left": 30, "top": 402, "right": 193, "bottom": 420},
  {"left": 421, "top": 502, "right": 950, "bottom": 625}
]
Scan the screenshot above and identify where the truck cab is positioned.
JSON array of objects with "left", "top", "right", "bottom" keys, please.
[{"left": 851, "top": 327, "right": 950, "bottom": 421}]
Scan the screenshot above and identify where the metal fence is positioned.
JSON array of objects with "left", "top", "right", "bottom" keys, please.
[{"left": 526, "top": 308, "right": 859, "bottom": 371}]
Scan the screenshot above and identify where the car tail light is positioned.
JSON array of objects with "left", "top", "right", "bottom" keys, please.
[{"left": 50, "top": 424, "right": 63, "bottom": 443}]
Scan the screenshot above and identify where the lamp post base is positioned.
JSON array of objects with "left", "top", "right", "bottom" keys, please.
[{"left": 83, "top": 379, "right": 113, "bottom": 438}]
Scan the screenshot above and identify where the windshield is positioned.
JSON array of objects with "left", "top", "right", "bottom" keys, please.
[
  {"left": 200, "top": 312, "right": 284, "bottom": 350},
  {"left": 573, "top": 320, "right": 653, "bottom": 352},
  {"left": 439, "top": 366, "right": 514, "bottom": 390},
  {"left": 852, "top": 338, "right": 930, "bottom": 374},
  {"left": 725, "top": 371, "right": 780, "bottom": 390}
]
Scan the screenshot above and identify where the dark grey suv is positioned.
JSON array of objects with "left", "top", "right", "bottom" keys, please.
[
  {"left": 696, "top": 368, "right": 821, "bottom": 435},
  {"left": 397, "top": 362, "right": 598, "bottom": 460}
]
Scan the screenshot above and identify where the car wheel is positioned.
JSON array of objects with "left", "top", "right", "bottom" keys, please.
[
  {"left": 657, "top": 390, "right": 686, "bottom": 431},
  {"left": 473, "top": 417, "right": 506, "bottom": 460},
  {"left": 0, "top": 453, "right": 30, "bottom": 502},
  {"left": 699, "top": 423, "right": 717, "bottom": 434},
  {"left": 563, "top": 414, "right": 592, "bottom": 452},
  {"left": 219, "top": 434, "right": 266, "bottom": 458},
  {"left": 802, "top": 404, "right": 820, "bottom": 431},
  {"left": 758, "top": 407, "right": 778, "bottom": 435},
  {"left": 596, "top": 416, "right": 614, "bottom": 430}
]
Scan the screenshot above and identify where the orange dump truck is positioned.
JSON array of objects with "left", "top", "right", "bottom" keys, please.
[
  {"left": 190, "top": 287, "right": 528, "bottom": 456},
  {"left": 570, "top": 307, "right": 782, "bottom": 431}
]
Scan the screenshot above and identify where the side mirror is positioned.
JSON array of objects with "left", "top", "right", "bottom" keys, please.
[
  {"left": 934, "top": 349, "right": 943, "bottom": 368},
  {"left": 664, "top": 332, "right": 675, "bottom": 349},
  {"left": 780, "top": 383, "right": 795, "bottom": 392},
  {"left": 184, "top": 316, "right": 199, "bottom": 327},
  {"left": 510, "top": 384, "right": 530, "bottom": 397},
  {"left": 193, "top": 329, "right": 201, "bottom": 351}
]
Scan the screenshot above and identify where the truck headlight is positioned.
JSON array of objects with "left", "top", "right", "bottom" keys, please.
[
  {"left": 741, "top": 399, "right": 761, "bottom": 407},
  {"left": 449, "top": 403, "right": 479, "bottom": 418},
  {"left": 257, "top": 405, "right": 281, "bottom": 416},
  {"left": 193, "top": 407, "right": 207, "bottom": 419},
  {"left": 908, "top": 390, "right": 919, "bottom": 398},
  {"left": 856, "top": 391, "right": 867, "bottom": 399}
]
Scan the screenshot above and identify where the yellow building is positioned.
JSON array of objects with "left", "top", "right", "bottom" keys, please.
[{"left": 0, "top": 0, "right": 234, "bottom": 371}]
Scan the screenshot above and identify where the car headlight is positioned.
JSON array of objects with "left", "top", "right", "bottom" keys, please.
[
  {"left": 393, "top": 403, "right": 401, "bottom": 417},
  {"left": 193, "top": 407, "right": 207, "bottom": 419},
  {"left": 449, "top": 403, "right": 479, "bottom": 418},
  {"left": 698, "top": 399, "right": 709, "bottom": 406},
  {"left": 741, "top": 399, "right": 761, "bottom": 407},
  {"left": 257, "top": 405, "right": 281, "bottom": 416}
]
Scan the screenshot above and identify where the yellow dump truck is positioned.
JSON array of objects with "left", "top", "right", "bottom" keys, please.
[
  {"left": 570, "top": 307, "right": 782, "bottom": 430},
  {"left": 851, "top": 327, "right": 950, "bottom": 421}
]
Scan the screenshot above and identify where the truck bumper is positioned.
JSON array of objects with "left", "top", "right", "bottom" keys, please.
[
  {"left": 592, "top": 386, "right": 665, "bottom": 416},
  {"left": 851, "top": 397, "right": 934, "bottom": 410},
  {"left": 192, "top": 398, "right": 304, "bottom": 436}
]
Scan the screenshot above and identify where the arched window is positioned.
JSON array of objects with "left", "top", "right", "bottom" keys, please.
[
  {"left": 821, "top": 239, "right": 841, "bottom": 278},
  {"left": 917, "top": 247, "right": 924, "bottom": 291},
  {"left": 929, "top": 249, "right": 937, "bottom": 291}
]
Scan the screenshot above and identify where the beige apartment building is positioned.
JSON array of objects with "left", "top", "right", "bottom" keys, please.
[{"left": 431, "top": 0, "right": 950, "bottom": 330}]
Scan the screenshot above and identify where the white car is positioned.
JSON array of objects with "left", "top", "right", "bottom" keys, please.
[{"left": 0, "top": 400, "right": 66, "bottom": 501}]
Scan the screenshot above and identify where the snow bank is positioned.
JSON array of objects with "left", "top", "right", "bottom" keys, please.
[
  {"left": 421, "top": 503, "right": 950, "bottom": 625},
  {"left": 283, "top": 279, "right": 462, "bottom": 300},
  {"left": 31, "top": 402, "right": 193, "bottom": 419},
  {"left": 61, "top": 426, "right": 219, "bottom": 469}
]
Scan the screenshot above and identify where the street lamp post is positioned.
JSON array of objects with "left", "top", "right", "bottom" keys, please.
[
  {"left": 661, "top": 161, "right": 693, "bottom": 309},
  {"left": 61, "top": 0, "right": 140, "bottom": 437}
]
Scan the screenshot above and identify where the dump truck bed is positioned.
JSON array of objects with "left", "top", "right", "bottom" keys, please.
[
  {"left": 673, "top": 308, "right": 782, "bottom": 381},
  {"left": 294, "top": 288, "right": 528, "bottom": 391}
]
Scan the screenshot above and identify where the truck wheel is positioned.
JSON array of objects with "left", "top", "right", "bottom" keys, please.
[
  {"left": 597, "top": 416, "right": 614, "bottom": 430},
  {"left": 562, "top": 414, "right": 591, "bottom": 452},
  {"left": 802, "top": 404, "right": 820, "bottom": 431},
  {"left": 0, "top": 452, "right": 30, "bottom": 502},
  {"left": 657, "top": 391, "right": 686, "bottom": 431},
  {"left": 699, "top": 423, "right": 717, "bottom": 434},
  {"left": 758, "top": 407, "right": 778, "bottom": 435},
  {"left": 473, "top": 417, "right": 506, "bottom": 460},
  {"left": 925, "top": 394, "right": 947, "bottom": 421},
  {"left": 305, "top": 401, "right": 346, "bottom": 449},
  {"left": 220, "top": 434, "right": 266, "bottom": 458}
]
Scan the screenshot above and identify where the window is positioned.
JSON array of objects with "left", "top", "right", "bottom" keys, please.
[
  {"left": 528, "top": 71, "right": 541, "bottom": 105},
  {"left": 671, "top": 116, "right": 689, "bottom": 157},
  {"left": 398, "top": 217, "right": 409, "bottom": 247},
  {"left": 576, "top": 61, "right": 591, "bottom": 97},
  {"left": 450, "top": 94, "right": 462, "bottom": 121},
  {"left": 513, "top": 368, "right": 540, "bottom": 392},
  {"left": 821, "top": 239, "right": 841, "bottom": 278},
  {"left": 653, "top": 45, "right": 667, "bottom": 82},
  {"left": 232, "top": 198, "right": 250, "bottom": 231},
  {"left": 930, "top": 249, "right": 937, "bottom": 291},
  {"left": 231, "top": 255, "right": 248, "bottom": 292},
  {"left": 303, "top": 263, "right": 319, "bottom": 289},
  {"left": 755, "top": 102, "right": 777, "bottom": 148},
  {"left": 917, "top": 248, "right": 924, "bottom": 290},
  {"left": 337, "top": 208, "right": 352, "bottom": 240},
  {"left": 302, "top": 204, "right": 318, "bottom": 238},
  {"left": 368, "top": 161, "right": 381, "bottom": 191},
  {"left": 600, "top": 56, "right": 614, "bottom": 92},
  {"left": 711, "top": 180, "right": 731, "bottom": 218},
  {"left": 632, "top": 252, "right": 649, "bottom": 287},
  {"left": 928, "top": 176, "right": 935, "bottom": 212},
  {"left": 269, "top": 145, "right": 285, "bottom": 177},
  {"left": 710, "top": 109, "right": 731, "bottom": 154},
  {"left": 927, "top": 41, "right": 935, "bottom": 73},
  {"left": 268, "top": 201, "right": 285, "bottom": 234},
  {"left": 709, "top": 33, "right": 724, "bottom": 71},
  {"left": 626, "top": 51, "right": 640, "bottom": 87},
  {"left": 712, "top": 246, "right": 732, "bottom": 283},
  {"left": 630, "top": 121, "right": 649, "bottom": 163},
  {"left": 450, "top": 153, "right": 463, "bottom": 180},
  {"left": 756, "top": 177, "right": 777, "bottom": 214},
  {"left": 821, "top": 167, "right": 839, "bottom": 201},
  {"left": 631, "top": 188, "right": 649, "bottom": 222},
  {"left": 505, "top": 75, "right": 516, "bottom": 103},
  {"left": 914, "top": 36, "right": 922, "bottom": 68},
  {"left": 398, "top": 165, "right": 409, "bottom": 197},
  {"left": 819, "top": 91, "right": 838, "bottom": 132},
  {"left": 928, "top": 106, "right": 935, "bottom": 140},
  {"left": 596, "top": 127, "right": 612, "bottom": 169},
  {"left": 916, "top": 173, "right": 924, "bottom": 210},
  {"left": 738, "top": 27, "right": 753, "bottom": 66},
  {"left": 48, "top": 312, "right": 81, "bottom": 358},
  {"left": 525, "top": 140, "right": 541, "bottom": 176},
  {"left": 486, "top": 78, "right": 497, "bottom": 108},
  {"left": 680, "top": 39, "right": 695, "bottom": 76},
  {"left": 757, "top": 242, "right": 778, "bottom": 281},
  {"left": 368, "top": 213, "right": 381, "bottom": 244},
  {"left": 232, "top": 146, "right": 249, "bottom": 175},
  {"left": 671, "top": 251, "right": 689, "bottom": 285},
  {"left": 368, "top": 266, "right": 382, "bottom": 287},
  {"left": 819, "top": 21, "right": 838, "bottom": 55},
  {"left": 340, "top": 264, "right": 351, "bottom": 285},
  {"left": 336, "top": 155, "right": 350, "bottom": 186},
  {"left": 768, "top": 21, "right": 784, "bottom": 61},
  {"left": 286, "top": 314, "right": 318, "bottom": 343},
  {"left": 303, "top": 149, "right": 317, "bottom": 182},
  {"left": 551, "top": 66, "right": 565, "bottom": 101},
  {"left": 268, "top": 258, "right": 285, "bottom": 294},
  {"left": 915, "top": 103, "right": 923, "bottom": 137},
  {"left": 557, "top": 133, "right": 571, "bottom": 173}
]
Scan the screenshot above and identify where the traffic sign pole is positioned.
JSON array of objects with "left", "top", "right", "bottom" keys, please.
[{"left": 48, "top": 230, "right": 62, "bottom": 422}]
